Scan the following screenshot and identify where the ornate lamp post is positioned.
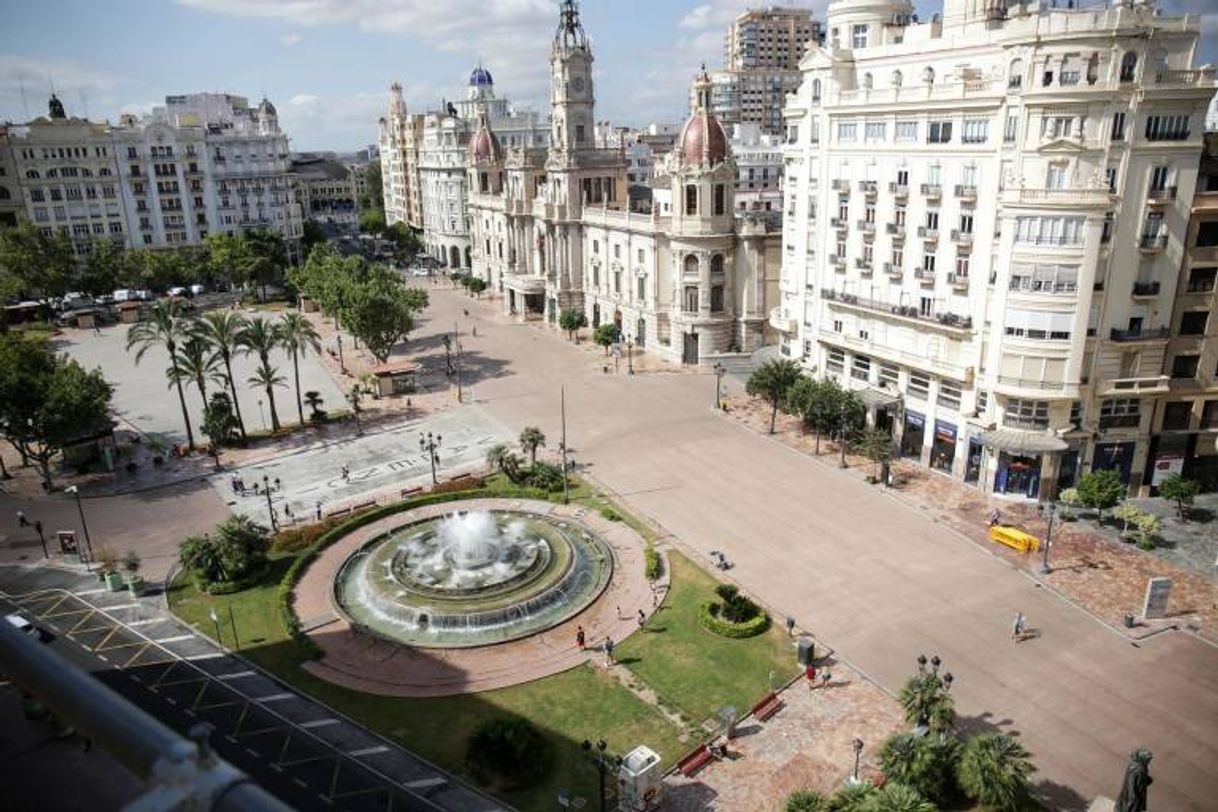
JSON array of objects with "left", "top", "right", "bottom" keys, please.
[
  {"left": 419, "top": 432, "right": 442, "bottom": 484},
  {"left": 261, "top": 474, "right": 281, "bottom": 532},
  {"left": 581, "top": 738, "right": 619, "bottom": 812},
  {"left": 63, "top": 486, "right": 95, "bottom": 569},
  {"left": 336, "top": 334, "right": 346, "bottom": 374},
  {"left": 849, "top": 737, "right": 864, "bottom": 785},
  {"left": 626, "top": 334, "right": 634, "bottom": 375},
  {"left": 713, "top": 362, "right": 726, "bottom": 410},
  {"left": 1037, "top": 500, "right": 1057, "bottom": 574}
]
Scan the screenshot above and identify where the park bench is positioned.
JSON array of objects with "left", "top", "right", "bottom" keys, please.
[
  {"left": 989, "top": 525, "right": 1039, "bottom": 554},
  {"left": 351, "top": 500, "right": 378, "bottom": 513},
  {"left": 326, "top": 506, "right": 353, "bottom": 519},
  {"left": 400, "top": 486, "right": 424, "bottom": 499},
  {"left": 750, "top": 691, "right": 784, "bottom": 722},
  {"left": 676, "top": 744, "right": 714, "bottom": 778}
]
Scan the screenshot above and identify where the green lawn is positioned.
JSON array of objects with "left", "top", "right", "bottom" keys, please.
[{"left": 615, "top": 551, "right": 800, "bottom": 726}]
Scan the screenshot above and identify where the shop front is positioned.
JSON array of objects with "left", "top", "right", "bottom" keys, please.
[
  {"left": 1092, "top": 441, "right": 1136, "bottom": 484},
  {"left": 902, "top": 411, "right": 926, "bottom": 459},
  {"left": 995, "top": 453, "right": 1041, "bottom": 497},
  {"left": 980, "top": 427, "right": 1068, "bottom": 500},
  {"left": 931, "top": 420, "right": 957, "bottom": 474},
  {"left": 964, "top": 436, "right": 984, "bottom": 485}
]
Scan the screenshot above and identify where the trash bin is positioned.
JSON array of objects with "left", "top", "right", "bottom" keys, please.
[
  {"left": 1123, "top": 613, "right": 1135, "bottom": 629},
  {"left": 797, "top": 637, "right": 815, "bottom": 666}
]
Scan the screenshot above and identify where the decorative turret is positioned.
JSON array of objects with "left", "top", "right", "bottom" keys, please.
[
  {"left": 677, "top": 67, "right": 729, "bottom": 169},
  {"left": 387, "top": 81, "right": 407, "bottom": 119},
  {"left": 468, "top": 109, "right": 503, "bottom": 166},
  {"left": 549, "top": 0, "right": 595, "bottom": 153},
  {"left": 257, "top": 96, "right": 279, "bottom": 135}
]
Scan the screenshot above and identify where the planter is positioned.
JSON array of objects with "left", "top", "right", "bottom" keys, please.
[
  {"left": 104, "top": 571, "right": 125, "bottom": 592},
  {"left": 126, "top": 575, "right": 145, "bottom": 597}
]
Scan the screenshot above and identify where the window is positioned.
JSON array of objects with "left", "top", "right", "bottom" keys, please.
[
  {"left": 908, "top": 373, "right": 930, "bottom": 400},
  {"left": 879, "top": 363, "right": 898, "bottom": 388},
  {"left": 576, "top": 125, "right": 585, "bottom": 143},
  {"left": 613, "top": 243, "right": 621, "bottom": 259},
  {"left": 1162, "top": 402, "right": 1191, "bottom": 431},
  {"left": 1149, "top": 165, "right": 1170, "bottom": 192},
  {"left": 1044, "top": 115, "right": 1075, "bottom": 139},
  {"left": 959, "top": 213, "right": 974, "bottom": 234},
  {"left": 1203, "top": 400, "right": 1218, "bottom": 429},
  {"left": 977, "top": 391, "right": 989, "bottom": 414},
  {"left": 928, "top": 121, "right": 953, "bottom": 143},
  {"left": 1008, "top": 59, "right": 1023, "bottom": 89},
  {"left": 895, "top": 206, "right": 907, "bottom": 226},
  {"left": 851, "top": 354, "right": 871, "bottom": 381},
  {"left": 811, "top": 79, "right": 821, "bottom": 103},
  {"left": 1172, "top": 354, "right": 1200, "bottom": 379},
  {"left": 1144, "top": 115, "right": 1190, "bottom": 142},
  {"left": 851, "top": 24, "right": 868, "bottom": 49},
  {"left": 826, "top": 347, "right": 845, "bottom": 373},
  {"left": 1047, "top": 164, "right": 1068, "bottom": 190},
  {"left": 1179, "top": 311, "right": 1208, "bottom": 336},
  {"left": 1004, "top": 114, "right": 1018, "bottom": 143},
  {"left": 837, "top": 122, "right": 858, "bottom": 142},
  {"left": 922, "top": 253, "right": 937, "bottom": 272},
  {"left": 1197, "top": 223, "right": 1218, "bottom": 248},
  {"left": 1106, "top": 168, "right": 1118, "bottom": 193},
  {"left": 710, "top": 285, "right": 724, "bottom": 313},
  {"left": 1112, "top": 112, "right": 1126, "bottom": 142},
  {"left": 685, "top": 185, "right": 697, "bottom": 215},
  {"left": 1187, "top": 266, "right": 1216, "bottom": 292},
  {"left": 962, "top": 119, "right": 988, "bottom": 144},
  {"left": 683, "top": 285, "right": 698, "bottom": 313},
  {"left": 938, "top": 380, "right": 962, "bottom": 411},
  {"left": 891, "top": 246, "right": 904, "bottom": 268},
  {"left": 864, "top": 204, "right": 875, "bottom": 224},
  {"left": 1120, "top": 52, "right": 1137, "bottom": 83},
  {"left": 1006, "top": 398, "right": 1050, "bottom": 428},
  {"left": 29, "top": 189, "right": 44, "bottom": 202},
  {"left": 838, "top": 201, "right": 849, "bottom": 221},
  {"left": 895, "top": 121, "right": 917, "bottom": 142},
  {"left": 1014, "top": 216, "right": 1084, "bottom": 245},
  {"left": 637, "top": 276, "right": 645, "bottom": 301},
  {"left": 925, "top": 211, "right": 939, "bottom": 231},
  {"left": 955, "top": 256, "right": 971, "bottom": 278},
  {"left": 833, "top": 319, "right": 843, "bottom": 333},
  {"left": 864, "top": 122, "right": 886, "bottom": 142}
]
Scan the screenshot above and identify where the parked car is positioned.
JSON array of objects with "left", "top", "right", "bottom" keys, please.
[
  {"left": 167, "top": 286, "right": 188, "bottom": 298},
  {"left": 189, "top": 283, "right": 205, "bottom": 296}
]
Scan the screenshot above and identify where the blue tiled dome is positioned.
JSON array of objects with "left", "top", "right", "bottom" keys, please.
[{"left": 469, "top": 66, "right": 494, "bottom": 87}]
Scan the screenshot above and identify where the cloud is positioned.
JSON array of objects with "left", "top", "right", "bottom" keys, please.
[
  {"left": 0, "top": 54, "right": 128, "bottom": 122},
  {"left": 289, "top": 93, "right": 319, "bottom": 106},
  {"left": 278, "top": 86, "right": 431, "bottom": 151},
  {"left": 280, "top": 32, "right": 302, "bottom": 47}
]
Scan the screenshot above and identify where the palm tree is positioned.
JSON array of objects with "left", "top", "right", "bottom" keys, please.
[
  {"left": 194, "top": 310, "right": 250, "bottom": 443},
  {"left": 519, "top": 426, "right": 546, "bottom": 465},
  {"left": 168, "top": 335, "right": 224, "bottom": 413},
  {"left": 238, "top": 316, "right": 283, "bottom": 431},
  {"left": 898, "top": 672, "right": 955, "bottom": 736},
  {"left": 276, "top": 312, "right": 321, "bottom": 427},
  {"left": 956, "top": 734, "right": 1035, "bottom": 812},
  {"left": 858, "top": 782, "right": 935, "bottom": 812},
  {"left": 878, "top": 732, "right": 959, "bottom": 804},
  {"left": 128, "top": 299, "right": 196, "bottom": 449},
  {"left": 247, "top": 364, "right": 286, "bottom": 432}
]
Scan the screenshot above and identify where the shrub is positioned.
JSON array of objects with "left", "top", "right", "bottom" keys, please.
[
  {"left": 527, "top": 461, "right": 565, "bottom": 492},
  {"left": 1057, "top": 507, "right": 1077, "bottom": 522},
  {"left": 879, "top": 732, "right": 960, "bottom": 805},
  {"left": 859, "top": 782, "right": 935, "bottom": 812},
  {"left": 1158, "top": 473, "right": 1199, "bottom": 520},
  {"left": 465, "top": 718, "right": 551, "bottom": 789},
  {"left": 1058, "top": 487, "right": 1080, "bottom": 506},
  {"left": 644, "top": 546, "right": 662, "bottom": 580},
  {"left": 699, "top": 601, "right": 770, "bottom": 638},
  {"left": 1113, "top": 503, "right": 1146, "bottom": 536},
  {"left": 1075, "top": 470, "right": 1126, "bottom": 519},
  {"left": 828, "top": 783, "right": 877, "bottom": 812},
  {"left": 1133, "top": 512, "right": 1160, "bottom": 550},
  {"left": 785, "top": 790, "right": 828, "bottom": 812},
  {"left": 600, "top": 506, "right": 622, "bottom": 522},
  {"left": 179, "top": 515, "right": 270, "bottom": 589},
  {"left": 271, "top": 517, "right": 343, "bottom": 554},
  {"left": 715, "top": 583, "right": 761, "bottom": 623},
  {"left": 956, "top": 733, "right": 1035, "bottom": 812}
]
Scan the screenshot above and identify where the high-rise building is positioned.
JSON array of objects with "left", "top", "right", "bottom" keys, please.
[
  {"left": 775, "top": 0, "right": 1215, "bottom": 498},
  {"left": 697, "top": 6, "right": 823, "bottom": 136},
  {"left": 6, "top": 92, "right": 302, "bottom": 258},
  {"left": 378, "top": 82, "right": 424, "bottom": 231},
  {"left": 730, "top": 122, "right": 784, "bottom": 213},
  {"left": 466, "top": 2, "right": 780, "bottom": 364}
]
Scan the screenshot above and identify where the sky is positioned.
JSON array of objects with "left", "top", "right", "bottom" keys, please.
[{"left": 1, "top": 0, "right": 1215, "bottom": 153}]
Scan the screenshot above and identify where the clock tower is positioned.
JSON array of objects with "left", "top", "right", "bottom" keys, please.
[{"left": 550, "top": 0, "right": 593, "bottom": 154}]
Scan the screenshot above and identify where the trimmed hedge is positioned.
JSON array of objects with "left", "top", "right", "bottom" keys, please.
[
  {"left": 644, "top": 546, "right": 662, "bottom": 581},
  {"left": 698, "top": 600, "right": 770, "bottom": 639}
]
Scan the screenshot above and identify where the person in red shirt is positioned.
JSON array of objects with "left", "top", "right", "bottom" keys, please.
[{"left": 805, "top": 663, "right": 817, "bottom": 690}]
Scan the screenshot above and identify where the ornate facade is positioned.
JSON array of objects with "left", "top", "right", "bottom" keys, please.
[{"left": 466, "top": 1, "right": 780, "bottom": 365}]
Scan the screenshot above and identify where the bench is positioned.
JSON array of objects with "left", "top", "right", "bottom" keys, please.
[
  {"left": 326, "top": 506, "right": 353, "bottom": 519},
  {"left": 676, "top": 744, "right": 714, "bottom": 778},
  {"left": 750, "top": 691, "right": 784, "bottom": 722},
  {"left": 400, "top": 486, "right": 424, "bottom": 499},
  {"left": 351, "top": 500, "right": 378, "bottom": 513}
]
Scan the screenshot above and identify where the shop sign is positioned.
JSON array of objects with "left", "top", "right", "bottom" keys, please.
[{"left": 1151, "top": 453, "right": 1185, "bottom": 486}]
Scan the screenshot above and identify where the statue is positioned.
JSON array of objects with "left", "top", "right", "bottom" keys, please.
[
  {"left": 48, "top": 93, "right": 65, "bottom": 119},
  {"left": 1115, "top": 749, "right": 1153, "bottom": 812}
]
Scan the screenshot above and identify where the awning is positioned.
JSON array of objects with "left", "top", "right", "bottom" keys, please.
[
  {"left": 856, "top": 387, "right": 902, "bottom": 410},
  {"left": 981, "top": 428, "right": 1068, "bottom": 455}
]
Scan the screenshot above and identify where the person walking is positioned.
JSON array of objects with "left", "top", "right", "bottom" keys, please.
[
  {"left": 821, "top": 669, "right": 832, "bottom": 689},
  {"left": 1012, "top": 610, "right": 1026, "bottom": 641},
  {"left": 604, "top": 636, "right": 615, "bottom": 666},
  {"left": 637, "top": 609, "right": 646, "bottom": 628},
  {"left": 576, "top": 626, "right": 585, "bottom": 650},
  {"left": 16, "top": 510, "right": 29, "bottom": 529},
  {"left": 315, "top": 500, "right": 323, "bottom": 521},
  {"left": 989, "top": 508, "right": 1002, "bottom": 527},
  {"left": 805, "top": 663, "right": 817, "bottom": 691}
]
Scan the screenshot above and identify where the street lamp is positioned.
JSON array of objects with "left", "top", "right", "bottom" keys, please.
[
  {"left": 626, "top": 334, "right": 634, "bottom": 375},
  {"left": 336, "top": 334, "right": 346, "bottom": 374},
  {"left": 262, "top": 474, "right": 280, "bottom": 532},
  {"left": 33, "top": 520, "right": 47, "bottom": 559},
  {"left": 581, "top": 738, "right": 614, "bottom": 812},
  {"left": 256, "top": 399, "right": 266, "bottom": 431},
  {"left": 63, "top": 486, "right": 94, "bottom": 570},
  {"left": 849, "top": 737, "right": 864, "bottom": 785},
  {"left": 419, "top": 432, "right": 442, "bottom": 485},
  {"left": 713, "top": 362, "right": 726, "bottom": 410},
  {"left": 1037, "top": 500, "right": 1057, "bottom": 574}
]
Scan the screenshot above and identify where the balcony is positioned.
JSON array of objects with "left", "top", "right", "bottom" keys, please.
[
  {"left": 886, "top": 223, "right": 906, "bottom": 239},
  {"left": 1131, "top": 281, "right": 1161, "bottom": 298},
  {"left": 921, "top": 183, "right": 941, "bottom": 200},
  {"left": 1003, "top": 416, "right": 1051, "bottom": 431},
  {"left": 1004, "top": 188, "right": 1113, "bottom": 207},
  {"left": 914, "top": 267, "right": 936, "bottom": 284},
  {"left": 995, "top": 375, "right": 1075, "bottom": 394},
  {"left": 857, "top": 220, "right": 876, "bottom": 234},
  {"left": 1008, "top": 278, "right": 1079, "bottom": 295},
  {"left": 947, "top": 273, "right": 970, "bottom": 290},
  {"left": 855, "top": 258, "right": 873, "bottom": 274},
  {"left": 889, "top": 182, "right": 909, "bottom": 199},
  {"left": 1097, "top": 375, "right": 1171, "bottom": 396},
  {"left": 1154, "top": 68, "right": 1213, "bottom": 86},
  {"left": 830, "top": 217, "right": 848, "bottom": 231},
  {"left": 1139, "top": 234, "right": 1167, "bottom": 251},
  {"left": 832, "top": 180, "right": 850, "bottom": 194},
  {"left": 1109, "top": 327, "right": 1170, "bottom": 342},
  {"left": 950, "top": 229, "right": 973, "bottom": 245},
  {"left": 1185, "top": 278, "right": 1216, "bottom": 294},
  {"left": 917, "top": 226, "right": 939, "bottom": 240},
  {"left": 860, "top": 181, "right": 878, "bottom": 198},
  {"left": 954, "top": 184, "right": 977, "bottom": 202},
  {"left": 820, "top": 287, "right": 973, "bottom": 332},
  {"left": 884, "top": 262, "right": 902, "bottom": 279},
  {"left": 769, "top": 307, "right": 797, "bottom": 333},
  {"left": 1146, "top": 186, "right": 1177, "bottom": 204},
  {"left": 830, "top": 254, "right": 846, "bottom": 272}
]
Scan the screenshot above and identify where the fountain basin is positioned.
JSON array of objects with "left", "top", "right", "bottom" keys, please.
[{"left": 333, "top": 509, "right": 613, "bottom": 648}]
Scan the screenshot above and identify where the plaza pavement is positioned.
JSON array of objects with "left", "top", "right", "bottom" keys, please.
[{"left": 430, "top": 290, "right": 1217, "bottom": 811}]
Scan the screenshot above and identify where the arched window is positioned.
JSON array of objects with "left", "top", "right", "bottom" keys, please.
[
  {"left": 46, "top": 168, "right": 58, "bottom": 178},
  {"left": 862, "top": 73, "right": 873, "bottom": 90},
  {"left": 1119, "top": 52, "right": 1137, "bottom": 83},
  {"left": 891, "top": 70, "right": 903, "bottom": 88},
  {"left": 1008, "top": 58, "right": 1023, "bottom": 89},
  {"left": 1086, "top": 52, "right": 1099, "bottom": 85},
  {"left": 711, "top": 254, "right": 724, "bottom": 275},
  {"left": 713, "top": 184, "right": 725, "bottom": 215},
  {"left": 811, "top": 79, "right": 821, "bottom": 103},
  {"left": 684, "top": 184, "right": 697, "bottom": 215},
  {"left": 684, "top": 254, "right": 699, "bottom": 276},
  {"left": 923, "top": 67, "right": 935, "bottom": 85}
]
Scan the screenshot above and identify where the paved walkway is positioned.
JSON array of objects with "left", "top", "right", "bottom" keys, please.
[{"left": 294, "top": 499, "right": 663, "bottom": 696}]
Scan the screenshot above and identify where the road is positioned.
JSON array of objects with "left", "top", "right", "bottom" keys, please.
[{"left": 433, "top": 290, "right": 1218, "bottom": 810}]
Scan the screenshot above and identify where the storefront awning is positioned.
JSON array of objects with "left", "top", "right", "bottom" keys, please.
[
  {"left": 856, "top": 387, "right": 902, "bottom": 410},
  {"left": 980, "top": 428, "right": 1068, "bottom": 455}
]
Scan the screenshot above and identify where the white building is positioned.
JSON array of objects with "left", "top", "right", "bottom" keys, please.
[
  {"left": 776, "top": 0, "right": 1215, "bottom": 498},
  {"left": 730, "top": 122, "right": 784, "bottom": 213},
  {"left": 466, "top": 1, "right": 781, "bottom": 365},
  {"left": 379, "top": 82, "right": 423, "bottom": 231}
]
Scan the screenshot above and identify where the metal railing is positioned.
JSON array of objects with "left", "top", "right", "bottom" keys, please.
[
  {"left": 1110, "top": 327, "right": 1170, "bottom": 341},
  {"left": 1131, "top": 281, "right": 1161, "bottom": 297}
]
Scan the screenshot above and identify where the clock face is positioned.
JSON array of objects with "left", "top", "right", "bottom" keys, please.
[{"left": 572, "top": 76, "right": 585, "bottom": 94}]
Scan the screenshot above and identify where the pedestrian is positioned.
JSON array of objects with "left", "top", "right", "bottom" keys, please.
[
  {"left": 1012, "top": 610, "right": 1025, "bottom": 641},
  {"left": 821, "top": 670, "right": 832, "bottom": 689},
  {"left": 604, "top": 636, "right": 615, "bottom": 665},
  {"left": 315, "top": 500, "right": 323, "bottom": 521},
  {"left": 637, "top": 609, "right": 646, "bottom": 628},
  {"left": 341, "top": 464, "right": 350, "bottom": 482},
  {"left": 16, "top": 510, "right": 29, "bottom": 528},
  {"left": 576, "top": 626, "right": 585, "bottom": 650},
  {"left": 989, "top": 508, "right": 1001, "bottom": 527},
  {"left": 805, "top": 663, "right": 817, "bottom": 690},
  {"left": 93, "top": 322, "right": 101, "bottom": 337},
  {"left": 616, "top": 605, "right": 622, "bottom": 619},
  {"left": 472, "top": 322, "right": 478, "bottom": 337},
  {"left": 236, "top": 478, "right": 246, "bottom": 495},
  {"left": 284, "top": 503, "right": 293, "bottom": 522}
]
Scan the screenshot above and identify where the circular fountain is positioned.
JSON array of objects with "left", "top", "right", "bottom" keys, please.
[{"left": 332, "top": 509, "right": 613, "bottom": 648}]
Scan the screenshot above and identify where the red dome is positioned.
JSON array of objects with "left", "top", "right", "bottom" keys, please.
[
  {"left": 679, "top": 110, "right": 727, "bottom": 167},
  {"left": 469, "top": 126, "right": 502, "bottom": 164}
]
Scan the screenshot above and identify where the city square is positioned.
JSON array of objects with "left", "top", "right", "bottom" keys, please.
[{"left": 2, "top": 1, "right": 1217, "bottom": 811}]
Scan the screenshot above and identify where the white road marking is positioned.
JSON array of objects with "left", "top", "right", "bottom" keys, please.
[
  {"left": 347, "top": 746, "right": 389, "bottom": 757},
  {"left": 153, "top": 634, "right": 194, "bottom": 644},
  {"left": 218, "top": 670, "right": 256, "bottom": 681},
  {"left": 186, "top": 652, "right": 223, "bottom": 661},
  {"left": 126, "top": 619, "right": 161, "bottom": 627},
  {"left": 299, "top": 718, "right": 340, "bottom": 729},
  {"left": 257, "top": 693, "right": 293, "bottom": 703},
  {"left": 73, "top": 588, "right": 108, "bottom": 597}
]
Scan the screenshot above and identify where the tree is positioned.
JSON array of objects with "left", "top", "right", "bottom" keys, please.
[
  {"left": 486, "top": 443, "right": 525, "bottom": 484},
  {"left": 1075, "top": 469, "right": 1126, "bottom": 519},
  {"left": 241, "top": 229, "right": 287, "bottom": 302},
  {"left": 1158, "top": 474, "right": 1199, "bottom": 520},
  {"left": 203, "top": 232, "right": 246, "bottom": 291},
  {"left": 827, "top": 783, "right": 877, "bottom": 812},
  {"left": 0, "top": 333, "right": 57, "bottom": 467},
  {"left": 1112, "top": 503, "right": 1146, "bottom": 536},
  {"left": 0, "top": 219, "right": 77, "bottom": 300},
  {"left": 276, "top": 312, "right": 322, "bottom": 426},
  {"left": 464, "top": 717, "right": 551, "bottom": 790},
  {"left": 782, "top": 376, "right": 828, "bottom": 454},
  {"left": 898, "top": 671, "right": 955, "bottom": 736},
  {"left": 593, "top": 323, "right": 619, "bottom": 355},
  {"left": 25, "top": 358, "right": 112, "bottom": 489},
  {"left": 363, "top": 163, "right": 383, "bottom": 211},
  {"left": 201, "top": 392, "right": 238, "bottom": 469},
  {"left": 301, "top": 220, "right": 328, "bottom": 260},
  {"left": 385, "top": 221, "right": 421, "bottom": 259},
  {"left": 956, "top": 734, "right": 1035, "bottom": 812},
  {"left": 879, "top": 733, "right": 960, "bottom": 805},
  {"left": 860, "top": 428, "right": 894, "bottom": 481},
  {"left": 342, "top": 284, "right": 417, "bottom": 363},
  {"left": 784, "top": 790, "right": 827, "bottom": 812},
  {"left": 746, "top": 358, "right": 802, "bottom": 433},
  {"left": 180, "top": 515, "right": 269, "bottom": 586},
  {"left": 193, "top": 311, "right": 250, "bottom": 443},
  {"left": 832, "top": 388, "right": 867, "bottom": 467},
  {"left": 858, "top": 782, "right": 936, "bottom": 812},
  {"left": 238, "top": 316, "right": 284, "bottom": 431},
  {"left": 558, "top": 309, "right": 586, "bottom": 342},
  {"left": 127, "top": 299, "right": 196, "bottom": 449},
  {"left": 519, "top": 426, "right": 546, "bottom": 465},
  {"left": 79, "top": 239, "right": 130, "bottom": 297},
  {"left": 167, "top": 336, "right": 223, "bottom": 413},
  {"left": 359, "top": 208, "right": 387, "bottom": 235},
  {"left": 467, "top": 277, "right": 488, "bottom": 298},
  {"left": 303, "top": 390, "right": 326, "bottom": 422}
]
